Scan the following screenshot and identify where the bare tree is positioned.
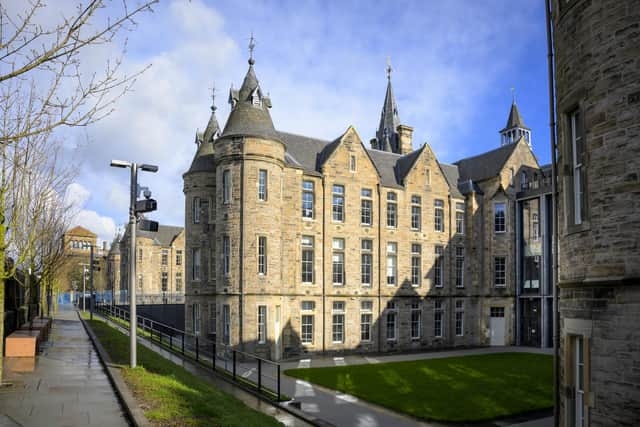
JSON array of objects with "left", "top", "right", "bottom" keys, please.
[{"left": 0, "top": 0, "right": 157, "bottom": 384}]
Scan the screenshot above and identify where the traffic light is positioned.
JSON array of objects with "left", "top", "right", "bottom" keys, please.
[
  {"left": 138, "top": 218, "right": 159, "bottom": 232},
  {"left": 135, "top": 198, "right": 157, "bottom": 213},
  {"left": 92, "top": 259, "right": 101, "bottom": 271}
]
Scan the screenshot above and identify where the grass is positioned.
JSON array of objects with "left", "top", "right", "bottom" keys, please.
[
  {"left": 86, "top": 317, "right": 282, "bottom": 427},
  {"left": 285, "top": 352, "right": 553, "bottom": 423}
]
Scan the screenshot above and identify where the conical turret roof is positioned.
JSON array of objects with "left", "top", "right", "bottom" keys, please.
[
  {"left": 375, "top": 62, "right": 401, "bottom": 153},
  {"left": 503, "top": 101, "right": 530, "bottom": 131}
]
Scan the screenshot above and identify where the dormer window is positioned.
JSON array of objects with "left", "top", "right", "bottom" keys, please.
[{"left": 251, "top": 88, "right": 262, "bottom": 107}]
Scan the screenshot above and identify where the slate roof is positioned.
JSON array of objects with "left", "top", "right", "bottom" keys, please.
[
  {"left": 501, "top": 102, "right": 530, "bottom": 131},
  {"left": 439, "top": 163, "right": 465, "bottom": 198},
  {"left": 454, "top": 141, "right": 520, "bottom": 182},
  {"left": 376, "top": 78, "right": 401, "bottom": 153},
  {"left": 137, "top": 225, "right": 183, "bottom": 247},
  {"left": 186, "top": 140, "right": 215, "bottom": 174}
]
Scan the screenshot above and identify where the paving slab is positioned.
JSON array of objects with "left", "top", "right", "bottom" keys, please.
[{"left": 0, "top": 305, "right": 130, "bottom": 427}]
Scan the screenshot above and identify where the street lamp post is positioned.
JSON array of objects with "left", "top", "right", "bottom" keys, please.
[{"left": 110, "top": 160, "right": 158, "bottom": 368}]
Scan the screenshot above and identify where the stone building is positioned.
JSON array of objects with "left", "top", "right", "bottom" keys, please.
[
  {"left": 117, "top": 224, "right": 185, "bottom": 304},
  {"left": 106, "top": 235, "right": 121, "bottom": 303},
  {"left": 58, "top": 226, "right": 108, "bottom": 295},
  {"left": 183, "top": 51, "right": 550, "bottom": 360},
  {"left": 551, "top": 0, "right": 640, "bottom": 425}
]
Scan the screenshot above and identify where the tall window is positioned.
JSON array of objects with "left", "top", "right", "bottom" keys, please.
[
  {"left": 361, "top": 239, "right": 372, "bottom": 286},
  {"left": 138, "top": 274, "right": 143, "bottom": 290},
  {"left": 209, "top": 303, "right": 216, "bottom": 335},
  {"left": 258, "top": 169, "right": 268, "bottom": 201},
  {"left": 332, "top": 238, "right": 345, "bottom": 285},
  {"left": 193, "top": 196, "right": 200, "bottom": 224},
  {"left": 193, "top": 303, "right": 200, "bottom": 336},
  {"left": 138, "top": 248, "right": 143, "bottom": 262},
  {"left": 361, "top": 188, "right": 372, "bottom": 225},
  {"left": 386, "top": 301, "right": 397, "bottom": 341},
  {"left": 360, "top": 301, "right": 372, "bottom": 342},
  {"left": 176, "top": 250, "right": 182, "bottom": 266},
  {"left": 455, "top": 300, "right": 464, "bottom": 336},
  {"left": 350, "top": 155, "right": 357, "bottom": 172},
  {"left": 332, "top": 184, "right": 344, "bottom": 222},
  {"left": 332, "top": 301, "right": 345, "bottom": 343},
  {"left": 434, "top": 246, "right": 444, "bottom": 288},
  {"left": 494, "top": 202, "right": 506, "bottom": 233},
  {"left": 301, "top": 301, "right": 314, "bottom": 344},
  {"left": 495, "top": 256, "right": 506, "bottom": 287},
  {"left": 455, "top": 202, "right": 465, "bottom": 234},
  {"left": 222, "top": 305, "right": 230, "bottom": 344},
  {"left": 386, "top": 192, "right": 397, "bottom": 227},
  {"left": 425, "top": 168, "right": 431, "bottom": 185},
  {"left": 411, "top": 301, "right": 422, "bottom": 340},
  {"left": 532, "top": 213, "right": 540, "bottom": 241},
  {"left": 257, "top": 305, "right": 267, "bottom": 343},
  {"left": 386, "top": 242, "right": 397, "bottom": 286},
  {"left": 192, "top": 248, "right": 201, "bottom": 280},
  {"left": 411, "top": 195, "right": 421, "bottom": 230},
  {"left": 161, "top": 272, "right": 168, "bottom": 291},
  {"left": 222, "top": 237, "right": 230, "bottom": 276},
  {"left": 455, "top": 246, "right": 464, "bottom": 288},
  {"left": 301, "top": 236, "right": 314, "bottom": 284},
  {"left": 302, "top": 181, "right": 314, "bottom": 219},
  {"left": 222, "top": 170, "right": 231, "bottom": 204},
  {"left": 257, "top": 236, "right": 267, "bottom": 275},
  {"left": 434, "top": 199, "right": 444, "bottom": 232},
  {"left": 570, "top": 109, "right": 586, "bottom": 225},
  {"left": 411, "top": 243, "right": 421, "bottom": 287},
  {"left": 434, "top": 300, "right": 444, "bottom": 338},
  {"left": 200, "top": 198, "right": 209, "bottom": 223},
  {"left": 175, "top": 272, "right": 182, "bottom": 292},
  {"left": 161, "top": 249, "right": 168, "bottom": 265}
]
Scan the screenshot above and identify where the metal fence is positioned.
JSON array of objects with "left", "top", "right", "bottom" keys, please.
[{"left": 95, "top": 303, "right": 283, "bottom": 401}]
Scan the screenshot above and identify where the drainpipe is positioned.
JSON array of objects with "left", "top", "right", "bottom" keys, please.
[
  {"left": 322, "top": 175, "right": 326, "bottom": 354},
  {"left": 544, "top": 1, "right": 560, "bottom": 425},
  {"left": 377, "top": 183, "right": 382, "bottom": 353},
  {"left": 448, "top": 194, "right": 454, "bottom": 347}
]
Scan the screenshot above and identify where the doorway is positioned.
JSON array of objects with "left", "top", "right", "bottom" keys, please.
[{"left": 490, "top": 306, "right": 506, "bottom": 346}]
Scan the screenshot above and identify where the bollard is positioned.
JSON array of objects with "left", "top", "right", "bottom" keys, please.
[{"left": 258, "top": 359, "right": 262, "bottom": 392}]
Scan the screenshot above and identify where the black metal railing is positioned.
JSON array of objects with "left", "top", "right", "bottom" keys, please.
[{"left": 95, "top": 303, "right": 282, "bottom": 401}]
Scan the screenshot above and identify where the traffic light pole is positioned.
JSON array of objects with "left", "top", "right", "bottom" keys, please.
[{"left": 129, "top": 162, "right": 138, "bottom": 369}]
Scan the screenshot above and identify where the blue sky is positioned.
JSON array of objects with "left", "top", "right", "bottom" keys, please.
[{"left": 56, "top": 0, "right": 551, "bottom": 243}]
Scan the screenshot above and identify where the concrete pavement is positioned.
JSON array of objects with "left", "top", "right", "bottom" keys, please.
[{"left": 0, "top": 305, "right": 130, "bottom": 427}]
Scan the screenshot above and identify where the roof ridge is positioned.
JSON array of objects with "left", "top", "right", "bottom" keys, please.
[{"left": 453, "top": 142, "right": 517, "bottom": 164}]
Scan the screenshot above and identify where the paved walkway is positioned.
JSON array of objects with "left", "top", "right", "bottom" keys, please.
[{"left": 0, "top": 306, "right": 129, "bottom": 427}]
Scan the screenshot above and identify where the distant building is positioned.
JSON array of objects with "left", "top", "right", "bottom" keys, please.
[
  {"left": 182, "top": 49, "right": 553, "bottom": 360},
  {"left": 551, "top": 0, "right": 640, "bottom": 425},
  {"left": 106, "top": 234, "right": 121, "bottom": 303},
  {"left": 117, "top": 225, "right": 185, "bottom": 304},
  {"left": 58, "top": 226, "right": 108, "bottom": 294}
]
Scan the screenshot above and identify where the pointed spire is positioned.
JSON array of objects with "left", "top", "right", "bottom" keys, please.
[
  {"left": 248, "top": 32, "right": 256, "bottom": 65},
  {"left": 376, "top": 57, "right": 400, "bottom": 152},
  {"left": 202, "top": 84, "right": 220, "bottom": 144},
  {"left": 500, "top": 90, "right": 531, "bottom": 146}
]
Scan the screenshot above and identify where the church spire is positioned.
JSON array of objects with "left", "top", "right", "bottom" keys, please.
[
  {"left": 500, "top": 89, "right": 531, "bottom": 146},
  {"left": 202, "top": 85, "right": 220, "bottom": 144},
  {"left": 375, "top": 57, "right": 401, "bottom": 152}
]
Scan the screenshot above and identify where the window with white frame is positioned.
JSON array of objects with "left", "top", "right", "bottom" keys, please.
[
  {"left": 411, "top": 195, "right": 421, "bottom": 230},
  {"left": 495, "top": 256, "right": 506, "bottom": 287},
  {"left": 193, "top": 196, "right": 201, "bottom": 223},
  {"left": 222, "top": 237, "right": 230, "bottom": 276},
  {"left": 332, "top": 301, "right": 345, "bottom": 343},
  {"left": 361, "top": 239, "right": 372, "bottom": 286},
  {"left": 332, "top": 184, "right": 344, "bottom": 222},
  {"left": 257, "top": 305, "right": 267, "bottom": 343},
  {"left": 361, "top": 188, "right": 372, "bottom": 225},
  {"left": 332, "top": 238, "right": 345, "bottom": 285},
  {"left": 302, "top": 181, "right": 314, "bottom": 219},
  {"left": 360, "top": 301, "right": 373, "bottom": 342},
  {"left": 455, "top": 246, "right": 464, "bottom": 288},
  {"left": 434, "top": 245, "right": 444, "bottom": 288},
  {"left": 301, "top": 301, "right": 314, "bottom": 345},
  {"left": 222, "top": 304, "right": 230, "bottom": 344},
  {"left": 386, "top": 192, "right": 397, "bottom": 227},
  {"left": 411, "top": 243, "right": 421, "bottom": 287},
  {"left": 192, "top": 248, "right": 201, "bottom": 280},
  {"left": 301, "top": 236, "right": 314, "bottom": 284},
  {"left": 193, "top": 303, "right": 201, "bottom": 336},
  {"left": 570, "top": 109, "right": 586, "bottom": 225},
  {"left": 222, "top": 169, "right": 231, "bottom": 204},
  {"left": 258, "top": 169, "right": 268, "bottom": 201},
  {"left": 386, "top": 242, "right": 397, "bottom": 286},
  {"left": 411, "top": 301, "right": 422, "bottom": 340},
  {"left": 257, "top": 236, "right": 267, "bottom": 275},
  {"left": 434, "top": 199, "right": 444, "bottom": 232},
  {"left": 455, "top": 202, "right": 465, "bottom": 234},
  {"left": 494, "top": 202, "right": 506, "bottom": 233},
  {"left": 350, "top": 155, "right": 357, "bottom": 172},
  {"left": 434, "top": 299, "right": 444, "bottom": 338},
  {"left": 386, "top": 301, "right": 397, "bottom": 341},
  {"left": 455, "top": 300, "right": 464, "bottom": 336}
]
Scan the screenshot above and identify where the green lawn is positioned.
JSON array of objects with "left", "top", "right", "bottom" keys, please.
[
  {"left": 86, "top": 318, "right": 281, "bottom": 427},
  {"left": 285, "top": 352, "right": 552, "bottom": 423}
]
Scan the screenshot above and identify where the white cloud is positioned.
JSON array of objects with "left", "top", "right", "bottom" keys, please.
[
  {"left": 73, "top": 210, "right": 117, "bottom": 245},
  {"left": 65, "top": 182, "right": 91, "bottom": 211}
]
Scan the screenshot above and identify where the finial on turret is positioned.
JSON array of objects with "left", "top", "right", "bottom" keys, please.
[
  {"left": 248, "top": 32, "right": 256, "bottom": 65},
  {"left": 210, "top": 84, "right": 217, "bottom": 112},
  {"left": 386, "top": 56, "right": 393, "bottom": 81},
  {"left": 511, "top": 86, "right": 516, "bottom": 104}
]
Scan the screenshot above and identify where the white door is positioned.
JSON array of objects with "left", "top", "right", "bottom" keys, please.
[
  {"left": 274, "top": 305, "right": 281, "bottom": 360},
  {"left": 490, "top": 307, "right": 505, "bottom": 346}
]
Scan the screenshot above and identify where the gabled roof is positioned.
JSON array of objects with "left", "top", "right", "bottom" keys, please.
[
  {"left": 136, "top": 225, "right": 183, "bottom": 247},
  {"left": 395, "top": 145, "right": 425, "bottom": 183},
  {"left": 66, "top": 226, "right": 96, "bottom": 237},
  {"left": 454, "top": 141, "right": 521, "bottom": 182},
  {"left": 367, "top": 149, "right": 403, "bottom": 188},
  {"left": 439, "top": 163, "right": 465, "bottom": 198}
]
